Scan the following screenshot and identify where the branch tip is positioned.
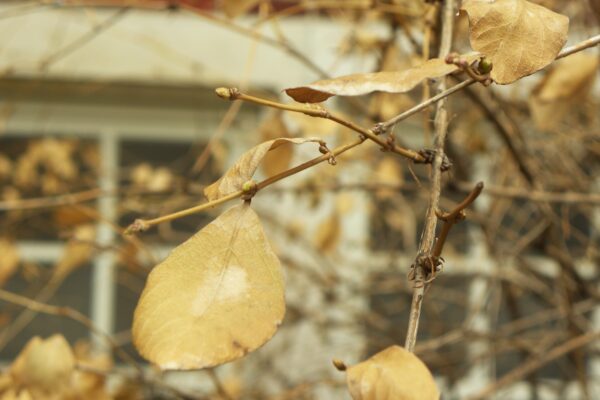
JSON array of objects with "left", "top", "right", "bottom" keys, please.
[{"left": 215, "top": 87, "right": 240, "bottom": 100}]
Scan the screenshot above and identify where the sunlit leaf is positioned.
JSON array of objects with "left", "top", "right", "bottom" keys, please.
[
  {"left": 132, "top": 203, "right": 285, "bottom": 370},
  {"left": 10, "top": 335, "right": 75, "bottom": 398},
  {"left": 285, "top": 53, "right": 480, "bottom": 103},
  {"left": 345, "top": 346, "right": 440, "bottom": 400},
  {"left": 204, "top": 137, "right": 321, "bottom": 201},
  {"left": 461, "top": 0, "right": 569, "bottom": 84}
]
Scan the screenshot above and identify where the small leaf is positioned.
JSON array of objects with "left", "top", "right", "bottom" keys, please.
[
  {"left": 285, "top": 53, "right": 480, "bottom": 103},
  {"left": 344, "top": 346, "right": 440, "bottom": 400},
  {"left": 132, "top": 203, "right": 285, "bottom": 370},
  {"left": 204, "top": 138, "right": 321, "bottom": 201},
  {"left": 10, "top": 335, "right": 75, "bottom": 397},
  {"left": 461, "top": 0, "right": 569, "bottom": 84}
]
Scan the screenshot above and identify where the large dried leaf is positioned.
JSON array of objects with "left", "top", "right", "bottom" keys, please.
[
  {"left": 10, "top": 335, "right": 75, "bottom": 397},
  {"left": 461, "top": 0, "right": 569, "bottom": 84},
  {"left": 345, "top": 346, "right": 440, "bottom": 400},
  {"left": 285, "top": 53, "right": 480, "bottom": 103},
  {"left": 529, "top": 53, "right": 599, "bottom": 130},
  {"left": 132, "top": 203, "right": 285, "bottom": 370},
  {"left": 204, "top": 138, "right": 321, "bottom": 201}
]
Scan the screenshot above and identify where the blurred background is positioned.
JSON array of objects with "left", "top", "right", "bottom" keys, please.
[{"left": 0, "top": 0, "right": 599, "bottom": 399}]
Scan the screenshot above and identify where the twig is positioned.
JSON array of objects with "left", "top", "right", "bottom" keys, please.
[
  {"left": 215, "top": 87, "right": 426, "bottom": 163},
  {"left": 404, "top": 0, "right": 455, "bottom": 353},
  {"left": 0, "top": 288, "right": 143, "bottom": 375},
  {"left": 467, "top": 331, "right": 600, "bottom": 400},
  {"left": 126, "top": 137, "right": 365, "bottom": 233},
  {"left": 40, "top": 7, "right": 129, "bottom": 70},
  {"left": 432, "top": 182, "right": 484, "bottom": 257}
]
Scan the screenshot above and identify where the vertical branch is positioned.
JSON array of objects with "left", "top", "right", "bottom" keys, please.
[{"left": 404, "top": 0, "right": 455, "bottom": 352}]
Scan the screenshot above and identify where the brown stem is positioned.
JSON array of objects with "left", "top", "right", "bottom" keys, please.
[
  {"left": 126, "top": 137, "right": 365, "bottom": 233},
  {"left": 215, "top": 88, "right": 426, "bottom": 162},
  {"left": 404, "top": 0, "right": 455, "bottom": 353}
]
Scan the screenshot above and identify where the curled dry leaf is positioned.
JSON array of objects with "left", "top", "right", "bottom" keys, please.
[
  {"left": 460, "top": 0, "right": 569, "bottom": 84},
  {"left": 132, "top": 203, "right": 285, "bottom": 370},
  {"left": 204, "top": 138, "right": 322, "bottom": 201},
  {"left": 529, "top": 53, "right": 599, "bottom": 130},
  {"left": 285, "top": 53, "right": 480, "bottom": 103},
  {"left": 344, "top": 345, "right": 439, "bottom": 400},
  {"left": 10, "top": 335, "right": 75, "bottom": 398},
  {"left": 260, "top": 113, "right": 294, "bottom": 178}
]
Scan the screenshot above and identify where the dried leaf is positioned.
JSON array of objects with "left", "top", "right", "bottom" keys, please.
[
  {"left": 345, "top": 346, "right": 440, "bottom": 400},
  {"left": 285, "top": 53, "right": 480, "bottom": 103},
  {"left": 0, "top": 239, "right": 19, "bottom": 287},
  {"left": 132, "top": 203, "right": 285, "bottom": 370},
  {"left": 314, "top": 212, "right": 341, "bottom": 253},
  {"left": 204, "top": 138, "right": 321, "bottom": 201},
  {"left": 529, "top": 53, "right": 599, "bottom": 130},
  {"left": 53, "top": 225, "right": 96, "bottom": 279},
  {"left": 461, "top": 0, "right": 569, "bottom": 84},
  {"left": 222, "top": 0, "right": 260, "bottom": 18},
  {"left": 10, "top": 335, "right": 75, "bottom": 397},
  {"left": 260, "top": 113, "right": 294, "bottom": 178}
]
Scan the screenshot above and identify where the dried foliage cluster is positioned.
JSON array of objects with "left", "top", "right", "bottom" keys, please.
[{"left": 0, "top": 0, "right": 599, "bottom": 399}]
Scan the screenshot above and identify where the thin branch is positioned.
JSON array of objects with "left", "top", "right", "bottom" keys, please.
[
  {"left": 0, "top": 288, "right": 143, "bottom": 375},
  {"left": 40, "top": 7, "right": 130, "bottom": 70},
  {"left": 215, "top": 87, "right": 426, "bottom": 163},
  {"left": 432, "top": 182, "right": 484, "bottom": 257},
  {"left": 126, "top": 137, "right": 365, "bottom": 233},
  {"left": 404, "top": 0, "right": 456, "bottom": 353},
  {"left": 468, "top": 331, "right": 600, "bottom": 400}
]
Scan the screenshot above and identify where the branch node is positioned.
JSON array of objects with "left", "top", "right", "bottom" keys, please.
[
  {"left": 215, "top": 87, "right": 240, "bottom": 100},
  {"left": 371, "top": 123, "right": 386, "bottom": 135},
  {"left": 241, "top": 179, "right": 258, "bottom": 200},
  {"left": 416, "top": 149, "right": 452, "bottom": 171},
  {"left": 124, "top": 219, "right": 149, "bottom": 235}
]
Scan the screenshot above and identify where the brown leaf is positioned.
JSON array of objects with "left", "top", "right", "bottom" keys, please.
[
  {"left": 0, "top": 239, "right": 19, "bottom": 287},
  {"left": 529, "top": 53, "right": 599, "bottom": 130},
  {"left": 204, "top": 138, "right": 321, "bottom": 201},
  {"left": 285, "top": 53, "right": 480, "bottom": 103},
  {"left": 222, "top": 0, "right": 260, "bottom": 18},
  {"left": 461, "top": 0, "right": 569, "bottom": 84},
  {"left": 10, "top": 335, "right": 75, "bottom": 398},
  {"left": 345, "top": 346, "right": 440, "bottom": 400},
  {"left": 259, "top": 113, "right": 294, "bottom": 178},
  {"left": 132, "top": 203, "right": 285, "bottom": 370}
]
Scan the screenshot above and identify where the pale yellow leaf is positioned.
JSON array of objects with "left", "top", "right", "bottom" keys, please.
[
  {"left": 259, "top": 113, "right": 294, "bottom": 178},
  {"left": 10, "top": 335, "right": 75, "bottom": 397},
  {"left": 285, "top": 53, "right": 480, "bottom": 103},
  {"left": 461, "top": 0, "right": 569, "bottom": 84},
  {"left": 204, "top": 138, "right": 321, "bottom": 201},
  {"left": 0, "top": 239, "right": 19, "bottom": 287},
  {"left": 132, "top": 203, "right": 285, "bottom": 370},
  {"left": 222, "top": 0, "right": 260, "bottom": 18},
  {"left": 345, "top": 346, "right": 440, "bottom": 400},
  {"left": 529, "top": 53, "right": 599, "bottom": 130}
]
